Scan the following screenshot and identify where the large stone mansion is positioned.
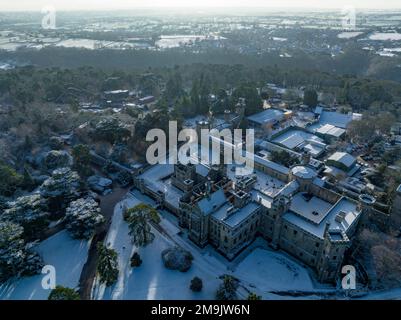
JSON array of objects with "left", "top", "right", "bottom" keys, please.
[{"left": 134, "top": 144, "right": 401, "bottom": 283}]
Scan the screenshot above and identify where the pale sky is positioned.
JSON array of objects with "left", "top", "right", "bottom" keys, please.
[{"left": 0, "top": 0, "right": 400, "bottom": 11}]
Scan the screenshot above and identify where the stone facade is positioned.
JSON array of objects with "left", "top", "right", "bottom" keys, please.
[{"left": 133, "top": 156, "right": 398, "bottom": 283}]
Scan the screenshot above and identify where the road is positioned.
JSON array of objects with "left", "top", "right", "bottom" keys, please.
[{"left": 78, "top": 186, "right": 129, "bottom": 300}]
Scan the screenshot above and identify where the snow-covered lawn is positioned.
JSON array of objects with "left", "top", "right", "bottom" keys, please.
[
  {"left": 93, "top": 191, "right": 319, "bottom": 300},
  {"left": 0, "top": 230, "right": 90, "bottom": 300},
  {"left": 235, "top": 248, "right": 314, "bottom": 293},
  {"left": 93, "top": 194, "right": 221, "bottom": 300}
]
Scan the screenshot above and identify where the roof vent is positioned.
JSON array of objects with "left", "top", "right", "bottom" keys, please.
[{"left": 335, "top": 211, "right": 347, "bottom": 223}]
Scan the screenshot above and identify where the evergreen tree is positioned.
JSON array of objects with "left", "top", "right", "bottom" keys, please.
[
  {"left": 215, "top": 276, "right": 238, "bottom": 300},
  {"left": 0, "top": 162, "right": 23, "bottom": 197},
  {"left": 97, "top": 243, "right": 119, "bottom": 287},
  {"left": 0, "top": 221, "right": 43, "bottom": 282},
  {"left": 72, "top": 144, "right": 93, "bottom": 177},
  {"left": 65, "top": 197, "right": 104, "bottom": 240},
  {"left": 247, "top": 292, "right": 262, "bottom": 300},
  {"left": 2, "top": 194, "right": 50, "bottom": 240},
  {"left": 232, "top": 83, "right": 263, "bottom": 116},
  {"left": 48, "top": 286, "right": 80, "bottom": 300},
  {"left": 190, "top": 79, "right": 201, "bottom": 114},
  {"left": 303, "top": 88, "right": 318, "bottom": 108},
  {"left": 125, "top": 204, "right": 160, "bottom": 247},
  {"left": 39, "top": 167, "right": 82, "bottom": 213},
  {"left": 22, "top": 167, "right": 36, "bottom": 192}
]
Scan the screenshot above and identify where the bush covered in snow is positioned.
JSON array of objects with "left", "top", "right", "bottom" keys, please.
[
  {"left": 43, "top": 150, "right": 72, "bottom": 171},
  {"left": 97, "top": 243, "right": 119, "bottom": 287},
  {"left": 40, "top": 167, "right": 82, "bottom": 213},
  {"left": 161, "top": 247, "right": 193, "bottom": 272},
  {"left": 48, "top": 286, "right": 80, "bottom": 300},
  {"left": 2, "top": 194, "right": 50, "bottom": 240},
  {"left": 49, "top": 136, "right": 65, "bottom": 150},
  {"left": 215, "top": 275, "right": 239, "bottom": 300},
  {"left": 90, "top": 117, "right": 131, "bottom": 145},
  {"left": 130, "top": 252, "right": 142, "bottom": 268},
  {"left": 0, "top": 221, "right": 43, "bottom": 282},
  {"left": 190, "top": 276, "right": 203, "bottom": 292},
  {"left": 65, "top": 197, "right": 104, "bottom": 239}
]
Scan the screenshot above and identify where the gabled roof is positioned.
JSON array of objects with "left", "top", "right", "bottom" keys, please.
[
  {"left": 327, "top": 152, "right": 356, "bottom": 168},
  {"left": 247, "top": 109, "right": 284, "bottom": 125}
]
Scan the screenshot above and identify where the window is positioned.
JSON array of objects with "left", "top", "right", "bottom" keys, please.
[
  {"left": 293, "top": 230, "right": 298, "bottom": 235},
  {"left": 333, "top": 256, "right": 337, "bottom": 260},
  {"left": 284, "top": 225, "right": 288, "bottom": 230},
  {"left": 313, "top": 251, "right": 317, "bottom": 256},
  {"left": 315, "top": 242, "right": 320, "bottom": 247}
]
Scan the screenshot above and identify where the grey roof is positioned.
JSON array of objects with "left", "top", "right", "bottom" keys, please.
[
  {"left": 327, "top": 152, "right": 356, "bottom": 168},
  {"left": 254, "top": 155, "right": 290, "bottom": 175},
  {"left": 212, "top": 202, "right": 260, "bottom": 228},
  {"left": 283, "top": 196, "right": 361, "bottom": 239},
  {"left": 318, "top": 111, "right": 353, "bottom": 129},
  {"left": 316, "top": 124, "right": 346, "bottom": 137},
  {"left": 196, "top": 164, "right": 210, "bottom": 177},
  {"left": 247, "top": 109, "right": 284, "bottom": 125},
  {"left": 198, "top": 189, "right": 227, "bottom": 215}
]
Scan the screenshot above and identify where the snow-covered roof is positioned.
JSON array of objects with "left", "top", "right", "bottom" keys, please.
[
  {"left": 313, "top": 177, "right": 325, "bottom": 188},
  {"left": 327, "top": 152, "right": 356, "bottom": 169},
  {"left": 275, "top": 132, "right": 305, "bottom": 149},
  {"left": 302, "top": 143, "right": 325, "bottom": 157},
  {"left": 212, "top": 202, "right": 260, "bottom": 228},
  {"left": 289, "top": 193, "right": 333, "bottom": 224},
  {"left": 247, "top": 109, "right": 284, "bottom": 125},
  {"left": 196, "top": 164, "right": 210, "bottom": 177},
  {"left": 272, "top": 129, "right": 314, "bottom": 149},
  {"left": 254, "top": 156, "right": 289, "bottom": 175},
  {"left": 291, "top": 166, "right": 317, "bottom": 180},
  {"left": 315, "top": 124, "right": 346, "bottom": 138},
  {"left": 318, "top": 111, "right": 353, "bottom": 129},
  {"left": 198, "top": 189, "right": 227, "bottom": 215},
  {"left": 277, "top": 180, "right": 300, "bottom": 197},
  {"left": 283, "top": 196, "right": 361, "bottom": 239},
  {"left": 397, "top": 184, "right": 401, "bottom": 193}
]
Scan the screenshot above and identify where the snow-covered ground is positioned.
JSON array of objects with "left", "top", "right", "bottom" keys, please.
[
  {"left": 235, "top": 248, "right": 314, "bottom": 293},
  {"left": 93, "top": 190, "right": 321, "bottom": 300},
  {"left": 0, "top": 230, "right": 90, "bottom": 300}
]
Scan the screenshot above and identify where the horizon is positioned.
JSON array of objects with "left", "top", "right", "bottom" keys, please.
[{"left": 1, "top": 0, "right": 401, "bottom": 12}]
